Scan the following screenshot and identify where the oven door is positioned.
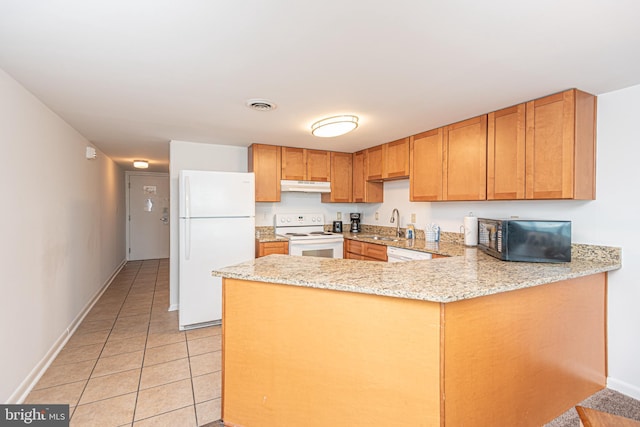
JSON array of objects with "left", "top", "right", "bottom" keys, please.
[{"left": 288, "top": 237, "right": 344, "bottom": 259}]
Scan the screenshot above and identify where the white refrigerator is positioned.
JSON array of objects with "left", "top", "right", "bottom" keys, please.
[{"left": 178, "top": 170, "right": 255, "bottom": 330}]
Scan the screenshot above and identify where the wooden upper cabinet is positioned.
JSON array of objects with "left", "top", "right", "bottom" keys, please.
[
  {"left": 487, "top": 104, "right": 526, "bottom": 200},
  {"left": 410, "top": 128, "right": 444, "bottom": 201},
  {"left": 305, "top": 149, "right": 331, "bottom": 182},
  {"left": 365, "top": 145, "right": 384, "bottom": 181},
  {"left": 281, "top": 147, "right": 306, "bottom": 180},
  {"left": 353, "top": 150, "right": 383, "bottom": 203},
  {"left": 281, "top": 147, "right": 331, "bottom": 182},
  {"left": 443, "top": 115, "right": 487, "bottom": 201},
  {"left": 322, "top": 152, "right": 353, "bottom": 203},
  {"left": 525, "top": 89, "right": 596, "bottom": 200},
  {"left": 365, "top": 139, "right": 409, "bottom": 182},
  {"left": 248, "top": 144, "right": 281, "bottom": 202},
  {"left": 383, "top": 138, "right": 410, "bottom": 180}
]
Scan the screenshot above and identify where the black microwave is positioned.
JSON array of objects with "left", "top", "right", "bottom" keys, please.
[{"left": 477, "top": 218, "right": 571, "bottom": 263}]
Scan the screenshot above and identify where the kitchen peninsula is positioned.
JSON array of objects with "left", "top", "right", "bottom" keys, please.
[{"left": 213, "top": 244, "right": 621, "bottom": 426}]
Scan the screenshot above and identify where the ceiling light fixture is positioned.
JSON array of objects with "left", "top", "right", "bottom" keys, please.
[
  {"left": 133, "top": 160, "right": 149, "bottom": 169},
  {"left": 311, "top": 115, "right": 359, "bottom": 137}
]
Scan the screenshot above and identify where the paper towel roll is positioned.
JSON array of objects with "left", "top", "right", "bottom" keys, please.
[{"left": 463, "top": 214, "right": 478, "bottom": 246}]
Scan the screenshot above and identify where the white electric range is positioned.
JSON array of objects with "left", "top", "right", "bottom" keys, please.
[{"left": 274, "top": 213, "right": 344, "bottom": 258}]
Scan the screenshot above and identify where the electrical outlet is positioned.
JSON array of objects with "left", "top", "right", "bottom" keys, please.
[
  {"left": 337, "top": 212, "right": 342, "bottom": 221},
  {"left": 411, "top": 213, "right": 416, "bottom": 223},
  {"left": 375, "top": 211, "right": 379, "bottom": 221}
]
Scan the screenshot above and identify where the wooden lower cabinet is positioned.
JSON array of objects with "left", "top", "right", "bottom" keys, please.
[
  {"left": 255, "top": 240, "right": 288, "bottom": 258},
  {"left": 222, "top": 273, "right": 606, "bottom": 426},
  {"left": 344, "top": 239, "right": 387, "bottom": 261}
]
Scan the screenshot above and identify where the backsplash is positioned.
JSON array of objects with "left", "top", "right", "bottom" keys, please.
[{"left": 257, "top": 223, "right": 465, "bottom": 244}]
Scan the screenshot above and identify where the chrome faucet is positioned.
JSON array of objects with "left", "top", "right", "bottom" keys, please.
[{"left": 390, "top": 208, "right": 403, "bottom": 238}]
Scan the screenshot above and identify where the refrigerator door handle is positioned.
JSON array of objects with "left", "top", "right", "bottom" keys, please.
[
  {"left": 184, "top": 176, "right": 191, "bottom": 219},
  {"left": 185, "top": 218, "right": 191, "bottom": 260}
]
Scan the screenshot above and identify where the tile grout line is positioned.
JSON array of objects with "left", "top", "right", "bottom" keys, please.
[
  {"left": 130, "top": 259, "right": 161, "bottom": 426},
  {"left": 185, "top": 326, "right": 201, "bottom": 426},
  {"left": 71, "top": 261, "right": 143, "bottom": 423},
  {"left": 128, "top": 259, "right": 198, "bottom": 426}
]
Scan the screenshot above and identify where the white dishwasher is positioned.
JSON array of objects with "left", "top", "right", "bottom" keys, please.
[{"left": 387, "top": 246, "right": 433, "bottom": 262}]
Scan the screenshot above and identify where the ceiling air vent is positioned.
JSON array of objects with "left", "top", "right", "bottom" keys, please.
[{"left": 245, "top": 98, "right": 277, "bottom": 112}]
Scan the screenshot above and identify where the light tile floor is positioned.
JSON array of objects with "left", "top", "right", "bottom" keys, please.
[{"left": 25, "top": 259, "right": 222, "bottom": 427}]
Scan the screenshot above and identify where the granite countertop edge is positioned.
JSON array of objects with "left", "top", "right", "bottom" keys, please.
[{"left": 214, "top": 241, "right": 622, "bottom": 303}]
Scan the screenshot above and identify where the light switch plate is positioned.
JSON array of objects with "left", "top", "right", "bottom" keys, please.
[{"left": 411, "top": 213, "right": 416, "bottom": 223}]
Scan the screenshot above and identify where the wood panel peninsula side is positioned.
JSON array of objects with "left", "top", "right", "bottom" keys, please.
[{"left": 213, "top": 245, "right": 621, "bottom": 426}]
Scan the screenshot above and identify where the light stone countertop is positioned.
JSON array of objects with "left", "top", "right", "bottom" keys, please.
[{"left": 213, "top": 241, "right": 622, "bottom": 303}]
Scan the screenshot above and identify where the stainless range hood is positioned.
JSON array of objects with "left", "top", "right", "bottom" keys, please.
[{"left": 280, "top": 180, "right": 331, "bottom": 193}]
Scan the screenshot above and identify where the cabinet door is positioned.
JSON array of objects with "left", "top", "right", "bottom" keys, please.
[
  {"left": 248, "top": 144, "right": 281, "bottom": 202},
  {"left": 444, "top": 115, "right": 487, "bottom": 201},
  {"left": 353, "top": 150, "right": 383, "bottom": 203},
  {"left": 344, "top": 239, "right": 387, "bottom": 261},
  {"left": 410, "top": 128, "right": 444, "bottom": 201},
  {"left": 306, "top": 149, "right": 331, "bottom": 182},
  {"left": 353, "top": 151, "right": 366, "bottom": 202},
  {"left": 363, "top": 242, "right": 387, "bottom": 261},
  {"left": 525, "top": 89, "right": 596, "bottom": 200},
  {"left": 322, "top": 152, "right": 352, "bottom": 203},
  {"left": 383, "top": 138, "right": 410, "bottom": 179},
  {"left": 365, "top": 145, "right": 384, "bottom": 181},
  {"left": 281, "top": 147, "right": 306, "bottom": 180},
  {"left": 487, "top": 104, "right": 526, "bottom": 200}
]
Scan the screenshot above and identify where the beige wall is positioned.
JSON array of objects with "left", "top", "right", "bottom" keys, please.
[{"left": 0, "top": 69, "right": 126, "bottom": 403}]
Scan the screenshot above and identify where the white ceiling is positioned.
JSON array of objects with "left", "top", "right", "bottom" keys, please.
[{"left": 2, "top": 1, "right": 640, "bottom": 173}]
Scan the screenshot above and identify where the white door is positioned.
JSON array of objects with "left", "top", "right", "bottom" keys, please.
[{"left": 128, "top": 174, "right": 170, "bottom": 260}]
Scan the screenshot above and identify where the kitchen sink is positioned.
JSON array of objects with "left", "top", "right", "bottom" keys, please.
[{"left": 356, "top": 234, "right": 405, "bottom": 242}]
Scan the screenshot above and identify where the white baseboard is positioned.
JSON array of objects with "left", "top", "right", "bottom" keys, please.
[
  {"left": 168, "top": 303, "right": 179, "bottom": 312},
  {"left": 8, "top": 259, "right": 127, "bottom": 404},
  {"left": 607, "top": 377, "right": 640, "bottom": 400}
]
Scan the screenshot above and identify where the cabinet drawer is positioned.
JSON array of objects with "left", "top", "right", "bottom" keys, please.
[{"left": 256, "top": 241, "right": 289, "bottom": 258}]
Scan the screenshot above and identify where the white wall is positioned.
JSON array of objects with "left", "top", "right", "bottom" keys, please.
[
  {"left": 256, "top": 193, "right": 354, "bottom": 227},
  {"left": 168, "top": 140, "right": 248, "bottom": 309},
  {"left": 0, "top": 69, "right": 126, "bottom": 403},
  {"left": 268, "top": 84, "right": 640, "bottom": 398}
]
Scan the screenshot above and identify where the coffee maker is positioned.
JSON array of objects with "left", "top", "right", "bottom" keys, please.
[{"left": 350, "top": 213, "right": 361, "bottom": 233}]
